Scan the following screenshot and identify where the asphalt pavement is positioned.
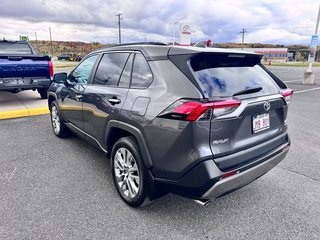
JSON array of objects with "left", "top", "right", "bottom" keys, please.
[{"left": 0, "top": 67, "right": 320, "bottom": 239}]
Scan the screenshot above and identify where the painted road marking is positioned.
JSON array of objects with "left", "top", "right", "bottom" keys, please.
[
  {"left": 295, "top": 87, "right": 320, "bottom": 94},
  {"left": 284, "top": 79, "right": 303, "bottom": 83}
]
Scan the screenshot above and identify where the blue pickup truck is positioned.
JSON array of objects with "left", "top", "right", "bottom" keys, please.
[{"left": 0, "top": 40, "right": 53, "bottom": 99}]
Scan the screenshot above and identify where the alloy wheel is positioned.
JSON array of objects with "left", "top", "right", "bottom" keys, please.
[
  {"left": 114, "top": 147, "right": 140, "bottom": 199},
  {"left": 51, "top": 105, "right": 61, "bottom": 135}
]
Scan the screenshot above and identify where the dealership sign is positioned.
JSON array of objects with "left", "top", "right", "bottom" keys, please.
[
  {"left": 308, "top": 35, "right": 318, "bottom": 62},
  {"left": 179, "top": 24, "right": 191, "bottom": 46}
]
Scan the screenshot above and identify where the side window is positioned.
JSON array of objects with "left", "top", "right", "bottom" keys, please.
[
  {"left": 93, "top": 52, "right": 130, "bottom": 86},
  {"left": 131, "top": 53, "right": 153, "bottom": 89},
  {"left": 70, "top": 55, "right": 97, "bottom": 84},
  {"left": 118, "top": 53, "right": 133, "bottom": 88}
]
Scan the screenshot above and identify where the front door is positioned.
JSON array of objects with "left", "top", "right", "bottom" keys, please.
[{"left": 60, "top": 54, "right": 99, "bottom": 133}]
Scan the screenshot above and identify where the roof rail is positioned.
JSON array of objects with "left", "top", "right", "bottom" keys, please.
[{"left": 109, "top": 42, "right": 167, "bottom": 48}]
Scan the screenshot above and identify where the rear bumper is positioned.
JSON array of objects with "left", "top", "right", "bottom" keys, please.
[
  {"left": 201, "top": 142, "right": 289, "bottom": 198},
  {"left": 0, "top": 78, "right": 51, "bottom": 91},
  {"left": 155, "top": 141, "right": 290, "bottom": 199}
]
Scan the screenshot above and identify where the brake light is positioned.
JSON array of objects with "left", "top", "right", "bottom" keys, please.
[
  {"left": 280, "top": 88, "right": 293, "bottom": 104},
  {"left": 160, "top": 99, "right": 241, "bottom": 121},
  {"left": 48, "top": 61, "right": 54, "bottom": 77}
]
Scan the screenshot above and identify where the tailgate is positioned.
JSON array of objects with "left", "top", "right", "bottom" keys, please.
[
  {"left": 185, "top": 51, "right": 290, "bottom": 171},
  {"left": 0, "top": 55, "right": 50, "bottom": 78},
  {"left": 210, "top": 96, "right": 288, "bottom": 171}
]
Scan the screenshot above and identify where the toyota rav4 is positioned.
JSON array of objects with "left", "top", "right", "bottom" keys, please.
[{"left": 48, "top": 43, "right": 292, "bottom": 207}]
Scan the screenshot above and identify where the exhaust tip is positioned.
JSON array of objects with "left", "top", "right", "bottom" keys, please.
[{"left": 194, "top": 199, "right": 210, "bottom": 206}]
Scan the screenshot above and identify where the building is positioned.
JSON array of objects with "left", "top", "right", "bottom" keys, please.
[{"left": 233, "top": 48, "right": 288, "bottom": 61}]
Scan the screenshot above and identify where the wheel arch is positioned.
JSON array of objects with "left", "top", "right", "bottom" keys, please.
[
  {"left": 48, "top": 93, "right": 57, "bottom": 109},
  {"left": 106, "top": 121, "right": 166, "bottom": 201},
  {"left": 105, "top": 120, "right": 153, "bottom": 170}
]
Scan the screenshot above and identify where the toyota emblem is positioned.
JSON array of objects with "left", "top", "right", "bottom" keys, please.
[
  {"left": 264, "top": 101, "right": 271, "bottom": 111},
  {"left": 183, "top": 25, "right": 190, "bottom": 32}
]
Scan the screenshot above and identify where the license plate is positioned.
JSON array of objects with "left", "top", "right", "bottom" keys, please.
[{"left": 252, "top": 113, "right": 270, "bottom": 133}]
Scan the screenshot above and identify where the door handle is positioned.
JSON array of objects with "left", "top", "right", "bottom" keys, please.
[
  {"left": 75, "top": 95, "right": 83, "bottom": 101},
  {"left": 108, "top": 98, "right": 121, "bottom": 104}
]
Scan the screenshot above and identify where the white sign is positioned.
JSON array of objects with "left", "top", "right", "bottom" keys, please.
[
  {"left": 308, "top": 35, "right": 318, "bottom": 62},
  {"left": 179, "top": 23, "right": 191, "bottom": 46}
]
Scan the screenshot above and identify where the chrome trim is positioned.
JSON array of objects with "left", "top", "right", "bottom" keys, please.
[
  {"left": 108, "top": 98, "right": 121, "bottom": 104},
  {"left": 194, "top": 199, "right": 210, "bottom": 206},
  {"left": 217, "top": 94, "right": 283, "bottom": 119},
  {"left": 202, "top": 142, "right": 289, "bottom": 198},
  {"left": 66, "top": 122, "right": 108, "bottom": 154}
]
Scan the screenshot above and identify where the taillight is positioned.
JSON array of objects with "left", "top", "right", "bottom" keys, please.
[
  {"left": 159, "top": 99, "right": 241, "bottom": 121},
  {"left": 48, "top": 61, "right": 54, "bottom": 77},
  {"left": 280, "top": 88, "right": 293, "bottom": 104}
]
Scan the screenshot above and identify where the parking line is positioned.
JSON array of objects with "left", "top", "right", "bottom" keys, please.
[
  {"left": 284, "top": 79, "right": 302, "bottom": 83},
  {"left": 294, "top": 87, "right": 320, "bottom": 94},
  {"left": 0, "top": 107, "right": 49, "bottom": 120}
]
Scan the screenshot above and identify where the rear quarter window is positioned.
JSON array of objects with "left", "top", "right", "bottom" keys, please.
[{"left": 131, "top": 53, "right": 153, "bottom": 89}]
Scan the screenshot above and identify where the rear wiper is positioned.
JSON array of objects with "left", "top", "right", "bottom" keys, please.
[{"left": 232, "top": 87, "right": 263, "bottom": 97}]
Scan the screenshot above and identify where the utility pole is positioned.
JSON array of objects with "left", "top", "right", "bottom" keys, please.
[
  {"left": 49, "top": 27, "right": 54, "bottom": 58},
  {"left": 34, "top": 32, "right": 38, "bottom": 48},
  {"left": 304, "top": 3, "right": 320, "bottom": 84},
  {"left": 240, "top": 28, "right": 247, "bottom": 50},
  {"left": 116, "top": 13, "right": 122, "bottom": 44}
]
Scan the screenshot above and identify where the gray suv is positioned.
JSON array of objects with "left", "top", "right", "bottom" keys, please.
[{"left": 48, "top": 43, "right": 292, "bottom": 207}]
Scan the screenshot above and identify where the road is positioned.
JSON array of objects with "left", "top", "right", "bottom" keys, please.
[{"left": 0, "top": 67, "right": 319, "bottom": 240}]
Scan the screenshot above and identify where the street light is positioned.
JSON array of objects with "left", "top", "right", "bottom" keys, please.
[
  {"left": 304, "top": 3, "right": 320, "bottom": 84},
  {"left": 173, "top": 21, "right": 180, "bottom": 45}
]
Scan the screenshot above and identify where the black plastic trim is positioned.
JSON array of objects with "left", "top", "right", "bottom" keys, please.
[{"left": 106, "top": 120, "right": 153, "bottom": 169}]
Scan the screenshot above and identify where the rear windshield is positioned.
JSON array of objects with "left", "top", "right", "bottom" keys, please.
[
  {"left": 0, "top": 42, "right": 32, "bottom": 55},
  {"left": 190, "top": 53, "right": 279, "bottom": 98}
]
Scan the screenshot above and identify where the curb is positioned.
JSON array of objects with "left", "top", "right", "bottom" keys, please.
[{"left": 0, "top": 107, "right": 49, "bottom": 120}]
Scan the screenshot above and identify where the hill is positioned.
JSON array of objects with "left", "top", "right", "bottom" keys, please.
[
  {"left": 29, "top": 40, "right": 311, "bottom": 59},
  {"left": 29, "top": 40, "right": 108, "bottom": 57}
]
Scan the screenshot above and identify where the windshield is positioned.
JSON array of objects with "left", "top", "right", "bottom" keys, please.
[
  {"left": 190, "top": 53, "right": 279, "bottom": 98},
  {"left": 0, "top": 42, "right": 32, "bottom": 55}
]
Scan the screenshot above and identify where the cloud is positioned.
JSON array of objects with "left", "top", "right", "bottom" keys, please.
[{"left": 0, "top": 0, "right": 318, "bottom": 44}]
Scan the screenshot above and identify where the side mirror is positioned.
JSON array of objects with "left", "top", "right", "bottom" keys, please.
[{"left": 53, "top": 72, "right": 67, "bottom": 83}]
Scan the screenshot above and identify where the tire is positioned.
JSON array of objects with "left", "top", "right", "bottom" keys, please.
[
  {"left": 38, "top": 88, "right": 48, "bottom": 99},
  {"left": 111, "top": 136, "right": 148, "bottom": 208},
  {"left": 50, "top": 101, "right": 71, "bottom": 138}
]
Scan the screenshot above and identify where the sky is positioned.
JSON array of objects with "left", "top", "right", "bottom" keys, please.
[{"left": 0, "top": 0, "right": 319, "bottom": 45}]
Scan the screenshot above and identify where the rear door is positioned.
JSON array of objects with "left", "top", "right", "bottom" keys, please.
[
  {"left": 82, "top": 51, "right": 132, "bottom": 146},
  {"left": 189, "top": 53, "right": 289, "bottom": 171}
]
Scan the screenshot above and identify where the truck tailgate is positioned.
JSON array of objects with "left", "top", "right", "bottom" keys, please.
[{"left": 0, "top": 55, "right": 51, "bottom": 78}]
